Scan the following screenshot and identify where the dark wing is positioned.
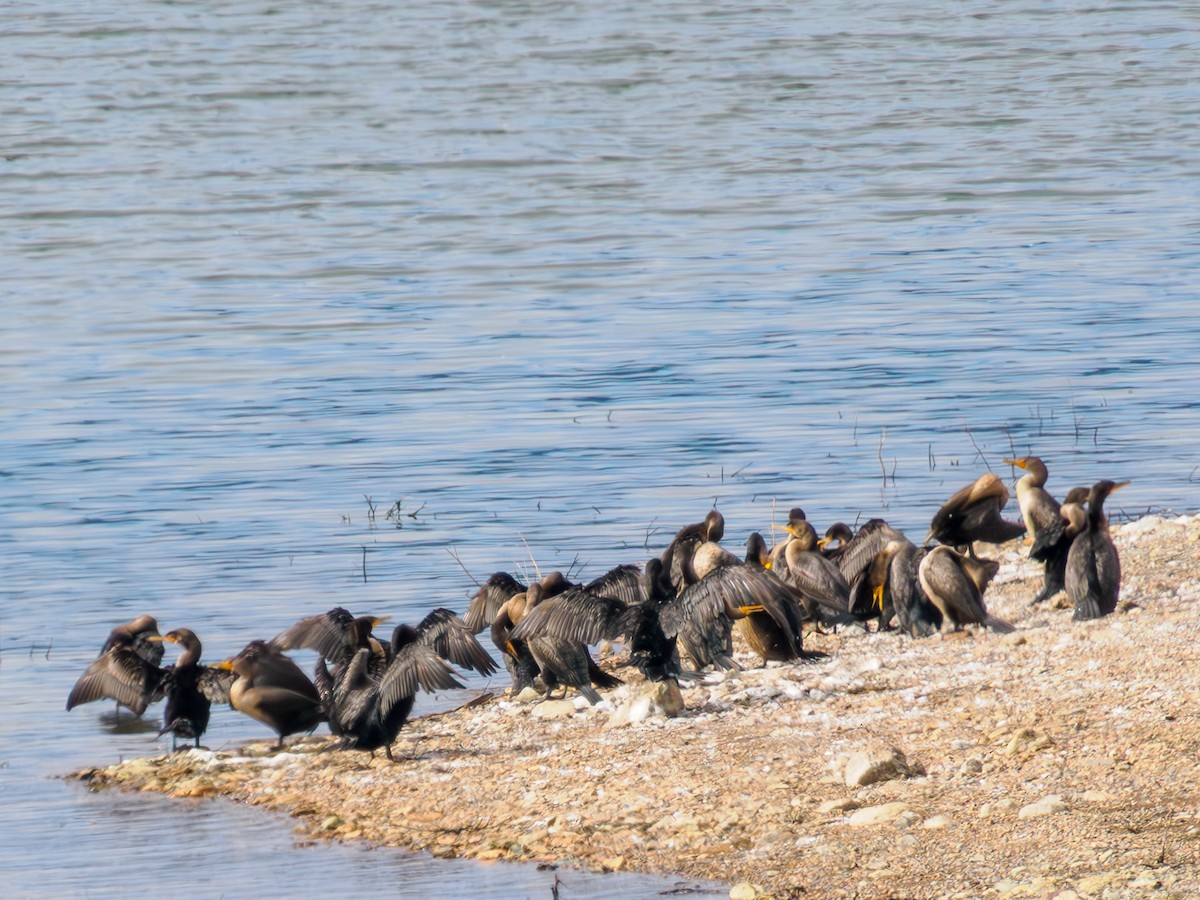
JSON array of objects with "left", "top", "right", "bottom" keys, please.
[
  {"left": 463, "top": 572, "right": 527, "bottom": 634},
  {"left": 509, "top": 587, "right": 627, "bottom": 645},
  {"left": 272, "top": 607, "right": 356, "bottom": 660},
  {"left": 922, "top": 550, "right": 987, "bottom": 624},
  {"left": 930, "top": 474, "right": 1024, "bottom": 545},
  {"left": 585, "top": 564, "right": 645, "bottom": 606},
  {"left": 379, "top": 643, "right": 464, "bottom": 717},
  {"left": 66, "top": 651, "right": 163, "bottom": 716},
  {"left": 836, "top": 520, "right": 908, "bottom": 581},
  {"left": 198, "top": 666, "right": 234, "bottom": 704},
  {"left": 786, "top": 552, "right": 852, "bottom": 612},
  {"left": 1030, "top": 514, "right": 1068, "bottom": 561},
  {"left": 415, "top": 608, "right": 499, "bottom": 676}
]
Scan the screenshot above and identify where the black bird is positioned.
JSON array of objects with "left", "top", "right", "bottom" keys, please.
[
  {"left": 1067, "top": 480, "right": 1128, "bottom": 621},
  {"left": 216, "top": 641, "right": 326, "bottom": 748},
  {"left": 659, "top": 537, "right": 804, "bottom": 672},
  {"left": 616, "top": 559, "right": 698, "bottom": 684},
  {"left": 661, "top": 509, "right": 725, "bottom": 594},
  {"left": 150, "top": 628, "right": 233, "bottom": 750},
  {"left": 67, "top": 616, "right": 166, "bottom": 717},
  {"left": 274, "top": 608, "right": 390, "bottom": 678},
  {"left": 928, "top": 472, "right": 1026, "bottom": 549},
  {"left": 1029, "top": 486, "right": 1090, "bottom": 605},
  {"left": 817, "top": 523, "right": 855, "bottom": 563},
  {"left": 316, "top": 617, "right": 466, "bottom": 760}
]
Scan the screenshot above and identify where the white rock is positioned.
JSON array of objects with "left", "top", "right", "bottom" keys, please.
[{"left": 604, "top": 680, "right": 685, "bottom": 730}]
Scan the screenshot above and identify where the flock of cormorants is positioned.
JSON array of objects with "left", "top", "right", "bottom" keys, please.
[{"left": 67, "top": 457, "right": 1126, "bottom": 760}]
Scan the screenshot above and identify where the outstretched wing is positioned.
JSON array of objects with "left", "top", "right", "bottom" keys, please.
[
  {"left": 379, "top": 643, "right": 464, "bottom": 717},
  {"left": 585, "top": 564, "right": 645, "bottom": 606},
  {"left": 509, "top": 588, "right": 627, "bottom": 645},
  {"left": 463, "top": 572, "right": 527, "bottom": 634},
  {"left": 415, "top": 608, "right": 499, "bottom": 676},
  {"left": 272, "top": 607, "right": 356, "bottom": 660},
  {"left": 67, "top": 651, "right": 163, "bottom": 716}
]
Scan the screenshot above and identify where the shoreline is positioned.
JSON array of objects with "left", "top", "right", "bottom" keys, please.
[{"left": 70, "top": 516, "right": 1200, "bottom": 898}]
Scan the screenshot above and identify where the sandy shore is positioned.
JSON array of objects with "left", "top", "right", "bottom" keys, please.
[{"left": 71, "top": 516, "right": 1200, "bottom": 898}]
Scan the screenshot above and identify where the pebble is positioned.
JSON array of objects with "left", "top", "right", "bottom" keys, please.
[
  {"left": 729, "top": 882, "right": 762, "bottom": 900},
  {"left": 843, "top": 746, "right": 917, "bottom": 787},
  {"left": 531, "top": 700, "right": 578, "bottom": 720},
  {"left": 846, "top": 802, "right": 910, "bottom": 827},
  {"left": 1018, "top": 795, "right": 1067, "bottom": 819}
]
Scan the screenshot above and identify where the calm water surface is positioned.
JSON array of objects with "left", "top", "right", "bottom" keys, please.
[{"left": 2, "top": 0, "right": 1199, "bottom": 896}]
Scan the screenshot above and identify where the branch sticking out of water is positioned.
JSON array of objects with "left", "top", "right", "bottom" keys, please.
[
  {"left": 446, "top": 546, "right": 480, "bottom": 587},
  {"left": 962, "top": 424, "right": 991, "bottom": 471}
]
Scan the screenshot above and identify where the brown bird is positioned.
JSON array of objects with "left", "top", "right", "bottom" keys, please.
[
  {"left": 216, "top": 641, "right": 326, "bottom": 748},
  {"left": 918, "top": 546, "right": 1012, "bottom": 633},
  {"left": 773, "top": 512, "right": 853, "bottom": 618},
  {"left": 1004, "top": 456, "right": 1061, "bottom": 540},
  {"left": 464, "top": 572, "right": 528, "bottom": 634},
  {"left": 928, "top": 472, "right": 1026, "bottom": 549},
  {"left": 66, "top": 616, "right": 166, "bottom": 717},
  {"left": 1067, "top": 480, "right": 1128, "bottom": 620}
]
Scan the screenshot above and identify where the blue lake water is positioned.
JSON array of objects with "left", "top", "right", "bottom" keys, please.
[{"left": 2, "top": 0, "right": 1198, "bottom": 895}]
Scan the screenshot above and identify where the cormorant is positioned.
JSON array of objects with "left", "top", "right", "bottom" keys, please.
[
  {"left": 1067, "top": 480, "right": 1128, "bottom": 621},
  {"left": 508, "top": 582, "right": 622, "bottom": 703},
  {"left": 67, "top": 616, "right": 166, "bottom": 717},
  {"left": 918, "top": 546, "right": 1013, "bottom": 633},
  {"left": 316, "top": 615, "right": 468, "bottom": 760},
  {"left": 1029, "top": 486, "right": 1090, "bottom": 605},
  {"left": 661, "top": 509, "right": 725, "bottom": 594},
  {"left": 1004, "top": 456, "right": 1061, "bottom": 541},
  {"left": 216, "top": 641, "right": 326, "bottom": 748},
  {"left": 928, "top": 472, "right": 1026, "bottom": 549},
  {"left": 150, "top": 628, "right": 233, "bottom": 750}
]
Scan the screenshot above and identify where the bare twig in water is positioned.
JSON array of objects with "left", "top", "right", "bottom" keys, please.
[
  {"left": 962, "top": 424, "right": 991, "bottom": 471},
  {"left": 518, "top": 533, "right": 542, "bottom": 580},
  {"left": 551, "top": 874, "right": 561, "bottom": 900},
  {"left": 877, "top": 429, "right": 888, "bottom": 486},
  {"left": 928, "top": 442, "right": 936, "bottom": 472},
  {"left": 361, "top": 546, "right": 368, "bottom": 583},
  {"left": 1068, "top": 382, "right": 1081, "bottom": 443},
  {"left": 445, "top": 546, "right": 481, "bottom": 587},
  {"left": 643, "top": 518, "right": 660, "bottom": 552},
  {"left": 363, "top": 495, "right": 377, "bottom": 524},
  {"left": 730, "top": 461, "right": 751, "bottom": 479}
]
